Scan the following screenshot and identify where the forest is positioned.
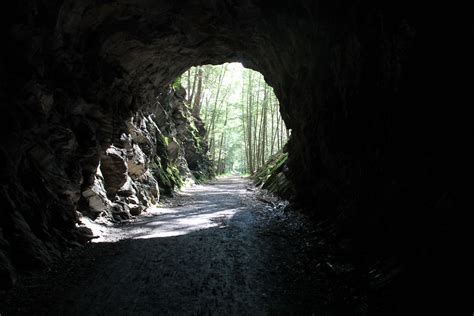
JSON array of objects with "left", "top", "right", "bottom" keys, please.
[{"left": 178, "top": 63, "right": 290, "bottom": 175}]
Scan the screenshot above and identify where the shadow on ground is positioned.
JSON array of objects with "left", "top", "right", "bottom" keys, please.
[{"left": 1, "top": 177, "right": 375, "bottom": 315}]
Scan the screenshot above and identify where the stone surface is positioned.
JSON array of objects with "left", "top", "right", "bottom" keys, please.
[
  {"left": 126, "top": 144, "right": 147, "bottom": 179},
  {"left": 100, "top": 146, "right": 128, "bottom": 195},
  {"left": 76, "top": 86, "right": 211, "bottom": 222},
  {"left": 81, "top": 168, "right": 110, "bottom": 217}
]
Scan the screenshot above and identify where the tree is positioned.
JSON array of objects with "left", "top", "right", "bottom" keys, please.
[
  {"left": 192, "top": 67, "right": 203, "bottom": 117},
  {"left": 179, "top": 63, "right": 289, "bottom": 175}
]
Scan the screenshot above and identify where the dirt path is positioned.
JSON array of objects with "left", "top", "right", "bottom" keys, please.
[{"left": 1, "top": 176, "right": 363, "bottom": 315}]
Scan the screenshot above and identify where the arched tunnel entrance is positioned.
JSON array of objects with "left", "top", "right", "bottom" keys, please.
[
  {"left": 0, "top": 1, "right": 461, "bottom": 314},
  {"left": 178, "top": 63, "right": 289, "bottom": 176}
]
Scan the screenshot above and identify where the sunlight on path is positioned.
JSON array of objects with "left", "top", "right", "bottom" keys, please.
[
  {"left": 112, "top": 177, "right": 250, "bottom": 239},
  {"left": 133, "top": 205, "right": 244, "bottom": 238},
  {"left": 2, "top": 176, "right": 329, "bottom": 315}
]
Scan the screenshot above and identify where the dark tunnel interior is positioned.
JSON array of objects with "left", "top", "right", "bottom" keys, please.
[{"left": 0, "top": 1, "right": 466, "bottom": 314}]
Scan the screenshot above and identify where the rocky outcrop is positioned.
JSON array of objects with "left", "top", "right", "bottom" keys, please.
[
  {"left": 79, "top": 85, "right": 212, "bottom": 221},
  {"left": 0, "top": 56, "right": 211, "bottom": 283},
  {"left": 253, "top": 148, "right": 295, "bottom": 201}
]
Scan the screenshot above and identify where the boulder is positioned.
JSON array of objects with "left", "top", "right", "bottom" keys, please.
[
  {"left": 82, "top": 167, "right": 110, "bottom": 215},
  {"left": 117, "top": 175, "right": 137, "bottom": 197},
  {"left": 127, "top": 144, "right": 147, "bottom": 179},
  {"left": 100, "top": 146, "right": 128, "bottom": 195}
]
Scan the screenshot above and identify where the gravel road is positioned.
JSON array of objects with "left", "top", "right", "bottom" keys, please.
[{"left": 1, "top": 176, "right": 362, "bottom": 315}]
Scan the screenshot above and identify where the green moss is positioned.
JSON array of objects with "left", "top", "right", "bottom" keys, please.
[
  {"left": 160, "top": 135, "right": 169, "bottom": 146},
  {"left": 254, "top": 150, "right": 288, "bottom": 186},
  {"left": 150, "top": 156, "right": 185, "bottom": 195},
  {"left": 189, "top": 120, "right": 199, "bottom": 135},
  {"left": 253, "top": 150, "right": 294, "bottom": 199},
  {"left": 186, "top": 117, "right": 205, "bottom": 152},
  {"left": 192, "top": 169, "right": 211, "bottom": 184},
  {"left": 171, "top": 77, "right": 182, "bottom": 90},
  {"left": 150, "top": 87, "right": 215, "bottom": 195}
]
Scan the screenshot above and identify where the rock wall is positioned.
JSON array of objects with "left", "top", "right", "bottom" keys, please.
[
  {"left": 0, "top": 74, "right": 212, "bottom": 285},
  {"left": 253, "top": 148, "right": 294, "bottom": 201},
  {"left": 80, "top": 85, "right": 212, "bottom": 222}
]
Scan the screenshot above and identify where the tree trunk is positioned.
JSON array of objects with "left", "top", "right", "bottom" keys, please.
[
  {"left": 216, "top": 104, "right": 229, "bottom": 174},
  {"left": 261, "top": 84, "right": 267, "bottom": 166},
  {"left": 192, "top": 67, "right": 203, "bottom": 116},
  {"left": 186, "top": 69, "right": 191, "bottom": 101},
  {"left": 189, "top": 67, "right": 198, "bottom": 104},
  {"left": 270, "top": 93, "right": 276, "bottom": 155},
  {"left": 272, "top": 114, "right": 280, "bottom": 152},
  {"left": 252, "top": 76, "right": 261, "bottom": 170},
  {"left": 246, "top": 70, "right": 254, "bottom": 173}
]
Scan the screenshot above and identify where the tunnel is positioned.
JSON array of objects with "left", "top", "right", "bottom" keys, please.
[{"left": 0, "top": 0, "right": 463, "bottom": 314}]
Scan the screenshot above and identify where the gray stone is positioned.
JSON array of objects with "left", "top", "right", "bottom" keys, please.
[
  {"left": 100, "top": 146, "right": 128, "bottom": 195},
  {"left": 82, "top": 167, "right": 110, "bottom": 215}
]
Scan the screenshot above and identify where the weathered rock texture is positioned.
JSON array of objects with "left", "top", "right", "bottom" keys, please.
[
  {"left": 0, "top": 71, "right": 212, "bottom": 285},
  {"left": 0, "top": 0, "right": 463, "bottom": 312},
  {"left": 253, "top": 148, "right": 294, "bottom": 200},
  {"left": 78, "top": 85, "right": 212, "bottom": 222}
]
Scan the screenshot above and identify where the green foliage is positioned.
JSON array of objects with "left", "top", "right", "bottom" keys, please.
[
  {"left": 192, "top": 169, "right": 212, "bottom": 184},
  {"left": 161, "top": 135, "right": 170, "bottom": 146},
  {"left": 179, "top": 63, "right": 289, "bottom": 176},
  {"left": 171, "top": 77, "right": 182, "bottom": 90},
  {"left": 151, "top": 133, "right": 186, "bottom": 195},
  {"left": 150, "top": 157, "right": 184, "bottom": 195}
]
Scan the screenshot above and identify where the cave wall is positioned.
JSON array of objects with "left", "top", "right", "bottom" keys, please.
[
  {"left": 253, "top": 147, "right": 294, "bottom": 200},
  {"left": 79, "top": 84, "right": 212, "bottom": 221},
  {"left": 0, "top": 0, "right": 214, "bottom": 281},
  {"left": 0, "top": 0, "right": 462, "bottom": 309}
]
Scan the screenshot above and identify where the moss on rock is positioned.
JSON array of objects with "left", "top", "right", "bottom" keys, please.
[
  {"left": 253, "top": 147, "right": 295, "bottom": 200},
  {"left": 150, "top": 84, "right": 214, "bottom": 195}
]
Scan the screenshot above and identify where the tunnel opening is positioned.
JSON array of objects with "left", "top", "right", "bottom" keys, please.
[
  {"left": 176, "top": 62, "right": 289, "bottom": 176},
  {"left": 0, "top": 1, "right": 461, "bottom": 314}
]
